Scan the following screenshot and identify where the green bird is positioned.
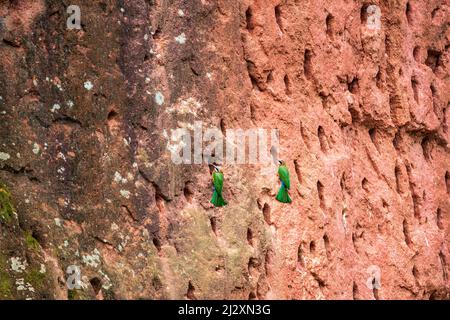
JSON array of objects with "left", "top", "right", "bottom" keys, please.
[
  {"left": 276, "top": 160, "right": 292, "bottom": 204},
  {"left": 210, "top": 165, "right": 227, "bottom": 207}
]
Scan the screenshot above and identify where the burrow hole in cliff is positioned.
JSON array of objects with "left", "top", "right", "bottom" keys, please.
[
  {"left": 412, "top": 265, "right": 419, "bottom": 280},
  {"left": 437, "top": 208, "right": 444, "bottom": 230},
  {"left": 297, "top": 243, "right": 304, "bottom": 267},
  {"left": 304, "top": 49, "right": 313, "bottom": 80},
  {"left": 266, "top": 70, "right": 274, "bottom": 85},
  {"left": 425, "top": 49, "right": 442, "bottom": 72},
  {"left": 421, "top": 136, "right": 433, "bottom": 162},
  {"left": 360, "top": 3, "right": 372, "bottom": 25},
  {"left": 183, "top": 181, "right": 194, "bottom": 203},
  {"left": 152, "top": 237, "right": 162, "bottom": 252},
  {"left": 248, "top": 257, "right": 260, "bottom": 277},
  {"left": 439, "top": 251, "right": 448, "bottom": 281},
  {"left": 395, "top": 164, "right": 403, "bottom": 194},
  {"left": 89, "top": 277, "right": 102, "bottom": 295},
  {"left": 309, "top": 241, "right": 316, "bottom": 254},
  {"left": 220, "top": 118, "right": 226, "bottom": 136},
  {"left": 317, "top": 181, "right": 325, "bottom": 209},
  {"left": 317, "top": 126, "right": 329, "bottom": 153},
  {"left": 245, "top": 6, "right": 255, "bottom": 31},
  {"left": 445, "top": 171, "right": 450, "bottom": 195},
  {"left": 393, "top": 130, "right": 402, "bottom": 151},
  {"left": 323, "top": 234, "right": 331, "bottom": 260},
  {"left": 402, "top": 219, "right": 412, "bottom": 247},
  {"left": 372, "top": 279, "right": 380, "bottom": 300},
  {"left": 411, "top": 76, "right": 419, "bottom": 103},
  {"left": 152, "top": 26, "right": 162, "bottom": 40},
  {"left": 264, "top": 249, "right": 274, "bottom": 276},
  {"left": 247, "top": 227, "right": 254, "bottom": 246},
  {"left": 186, "top": 281, "right": 197, "bottom": 300},
  {"left": 274, "top": 5, "right": 283, "bottom": 33},
  {"left": 347, "top": 77, "right": 359, "bottom": 95},
  {"left": 353, "top": 282, "right": 360, "bottom": 300},
  {"left": 249, "top": 292, "right": 257, "bottom": 300},
  {"left": 210, "top": 217, "right": 218, "bottom": 236},
  {"left": 326, "top": 13, "right": 335, "bottom": 38},
  {"left": 340, "top": 174, "right": 345, "bottom": 191},
  {"left": 361, "top": 178, "right": 369, "bottom": 192},
  {"left": 375, "top": 68, "right": 383, "bottom": 89},
  {"left": 444, "top": 103, "right": 449, "bottom": 133},
  {"left": 247, "top": 62, "right": 259, "bottom": 90},
  {"left": 431, "top": 6, "right": 441, "bottom": 19},
  {"left": 293, "top": 159, "right": 302, "bottom": 183},
  {"left": 107, "top": 109, "right": 120, "bottom": 134},
  {"left": 351, "top": 232, "right": 359, "bottom": 254},
  {"left": 369, "top": 128, "right": 379, "bottom": 152},
  {"left": 284, "top": 74, "right": 292, "bottom": 96},
  {"left": 406, "top": 2, "right": 413, "bottom": 24},
  {"left": 262, "top": 203, "right": 271, "bottom": 225}
]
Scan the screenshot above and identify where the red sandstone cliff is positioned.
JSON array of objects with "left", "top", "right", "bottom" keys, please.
[{"left": 0, "top": 0, "right": 449, "bottom": 300}]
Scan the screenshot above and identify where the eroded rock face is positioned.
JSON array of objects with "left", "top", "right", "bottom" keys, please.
[{"left": 0, "top": 0, "right": 449, "bottom": 300}]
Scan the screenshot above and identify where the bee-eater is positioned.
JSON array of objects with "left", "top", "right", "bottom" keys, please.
[
  {"left": 276, "top": 160, "right": 292, "bottom": 203},
  {"left": 211, "top": 165, "right": 227, "bottom": 207}
]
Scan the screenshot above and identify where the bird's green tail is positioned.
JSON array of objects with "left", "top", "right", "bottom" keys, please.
[
  {"left": 211, "top": 190, "right": 227, "bottom": 207},
  {"left": 276, "top": 185, "right": 292, "bottom": 203}
]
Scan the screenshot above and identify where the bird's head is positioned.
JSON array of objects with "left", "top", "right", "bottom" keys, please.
[
  {"left": 278, "top": 159, "right": 285, "bottom": 166},
  {"left": 213, "top": 164, "right": 222, "bottom": 172}
]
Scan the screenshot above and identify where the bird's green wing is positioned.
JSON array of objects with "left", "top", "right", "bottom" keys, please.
[
  {"left": 278, "top": 165, "right": 290, "bottom": 189},
  {"left": 213, "top": 172, "right": 224, "bottom": 194}
]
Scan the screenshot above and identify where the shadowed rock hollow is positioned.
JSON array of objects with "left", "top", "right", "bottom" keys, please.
[{"left": 0, "top": 0, "right": 449, "bottom": 300}]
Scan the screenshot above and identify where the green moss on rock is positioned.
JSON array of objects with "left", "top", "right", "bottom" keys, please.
[
  {"left": 25, "top": 269, "right": 46, "bottom": 289},
  {"left": 68, "top": 289, "right": 88, "bottom": 300},
  {"left": 0, "top": 183, "right": 14, "bottom": 224},
  {"left": 0, "top": 255, "right": 12, "bottom": 299},
  {"left": 24, "top": 231, "right": 40, "bottom": 251}
]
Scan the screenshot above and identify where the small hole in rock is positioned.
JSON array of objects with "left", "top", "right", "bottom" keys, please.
[
  {"left": 326, "top": 13, "right": 335, "bottom": 37},
  {"left": 425, "top": 49, "right": 441, "bottom": 72},
  {"left": 183, "top": 181, "right": 194, "bottom": 203},
  {"left": 361, "top": 178, "right": 369, "bottom": 192},
  {"left": 309, "top": 241, "right": 316, "bottom": 253},
  {"left": 210, "top": 217, "right": 218, "bottom": 236},
  {"left": 262, "top": 203, "right": 271, "bottom": 224},
  {"left": 284, "top": 74, "right": 291, "bottom": 96},
  {"left": 247, "top": 228, "right": 253, "bottom": 246},
  {"left": 275, "top": 5, "right": 283, "bottom": 32},
  {"left": 348, "top": 77, "right": 359, "bottom": 94},
  {"left": 369, "top": 128, "right": 376, "bottom": 145},
  {"left": 246, "top": 7, "right": 254, "bottom": 31},
  {"left": 153, "top": 237, "right": 162, "bottom": 252},
  {"left": 445, "top": 171, "right": 450, "bottom": 195},
  {"left": 297, "top": 243, "right": 304, "bottom": 267},
  {"left": 437, "top": 208, "right": 443, "bottom": 230},
  {"left": 89, "top": 277, "right": 102, "bottom": 295},
  {"left": 318, "top": 126, "right": 328, "bottom": 152},
  {"left": 304, "top": 49, "right": 313, "bottom": 79},
  {"left": 406, "top": 2, "right": 413, "bottom": 24},
  {"left": 186, "top": 281, "right": 197, "bottom": 300},
  {"left": 411, "top": 76, "right": 419, "bottom": 103},
  {"left": 317, "top": 180, "right": 325, "bottom": 209}
]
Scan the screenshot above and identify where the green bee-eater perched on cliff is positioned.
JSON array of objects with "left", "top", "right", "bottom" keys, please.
[
  {"left": 276, "top": 160, "right": 292, "bottom": 204},
  {"left": 211, "top": 165, "right": 227, "bottom": 207}
]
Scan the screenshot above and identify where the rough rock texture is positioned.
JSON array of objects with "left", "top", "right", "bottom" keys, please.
[{"left": 0, "top": 0, "right": 449, "bottom": 300}]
